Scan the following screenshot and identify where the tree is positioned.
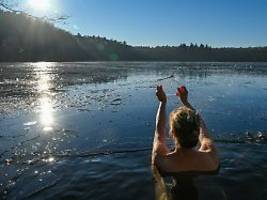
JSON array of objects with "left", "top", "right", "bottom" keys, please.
[
  {"left": 179, "top": 43, "right": 187, "bottom": 48},
  {"left": 1, "top": 9, "right": 267, "bottom": 62}
]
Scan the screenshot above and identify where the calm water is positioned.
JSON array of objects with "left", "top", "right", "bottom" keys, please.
[{"left": 0, "top": 62, "right": 267, "bottom": 200}]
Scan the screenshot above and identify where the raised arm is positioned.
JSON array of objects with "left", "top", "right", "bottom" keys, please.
[
  {"left": 198, "top": 115, "right": 214, "bottom": 149},
  {"left": 152, "top": 85, "right": 169, "bottom": 156},
  {"left": 177, "top": 86, "right": 219, "bottom": 165},
  {"left": 151, "top": 86, "right": 170, "bottom": 200},
  {"left": 155, "top": 87, "right": 167, "bottom": 141},
  {"left": 177, "top": 85, "right": 195, "bottom": 110}
]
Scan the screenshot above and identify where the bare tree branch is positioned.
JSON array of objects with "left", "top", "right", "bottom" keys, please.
[{"left": 0, "top": 0, "right": 69, "bottom": 23}]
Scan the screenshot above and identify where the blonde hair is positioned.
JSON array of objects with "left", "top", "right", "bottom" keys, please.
[{"left": 169, "top": 106, "right": 200, "bottom": 148}]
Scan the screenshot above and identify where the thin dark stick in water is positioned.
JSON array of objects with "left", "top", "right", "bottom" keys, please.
[{"left": 156, "top": 74, "right": 174, "bottom": 81}]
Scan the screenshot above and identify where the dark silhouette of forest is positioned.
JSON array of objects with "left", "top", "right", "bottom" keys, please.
[{"left": 1, "top": 10, "right": 267, "bottom": 62}]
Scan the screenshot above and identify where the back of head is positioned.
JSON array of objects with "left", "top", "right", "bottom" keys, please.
[{"left": 170, "top": 106, "right": 199, "bottom": 148}]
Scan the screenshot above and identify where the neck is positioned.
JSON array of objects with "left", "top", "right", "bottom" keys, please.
[
  {"left": 174, "top": 142, "right": 193, "bottom": 152},
  {"left": 175, "top": 146, "right": 192, "bottom": 152},
  {"left": 173, "top": 138, "right": 193, "bottom": 152}
]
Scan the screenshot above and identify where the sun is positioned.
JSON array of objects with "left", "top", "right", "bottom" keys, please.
[{"left": 28, "top": 0, "right": 51, "bottom": 11}]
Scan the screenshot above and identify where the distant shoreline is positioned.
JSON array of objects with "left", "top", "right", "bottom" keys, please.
[
  {"left": 1, "top": 61, "right": 267, "bottom": 64},
  {"left": 1, "top": 10, "right": 267, "bottom": 62}
]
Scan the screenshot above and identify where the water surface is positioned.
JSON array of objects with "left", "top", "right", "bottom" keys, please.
[{"left": 0, "top": 62, "right": 267, "bottom": 200}]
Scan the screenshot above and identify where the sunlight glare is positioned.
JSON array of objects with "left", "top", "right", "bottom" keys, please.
[
  {"left": 42, "top": 157, "right": 55, "bottom": 163},
  {"left": 34, "top": 62, "right": 51, "bottom": 92},
  {"left": 40, "top": 96, "right": 54, "bottom": 131},
  {"left": 28, "top": 0, "right": 51, "bottom": 11},
  {"left": 34, "top": 62, "right": 55, "bottom": 132}
]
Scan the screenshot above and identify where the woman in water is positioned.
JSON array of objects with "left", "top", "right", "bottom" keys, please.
[{"left": 152, "top": 85, "right": 219, "bottom": 200}]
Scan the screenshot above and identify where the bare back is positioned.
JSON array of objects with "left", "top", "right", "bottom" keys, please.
[{"left": 156, "top": 147, "right": 219, "bottom": 174}]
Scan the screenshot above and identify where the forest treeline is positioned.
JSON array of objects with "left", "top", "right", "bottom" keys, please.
[{"left": 1, "top": 10, "right": 267, "bottom": 62}]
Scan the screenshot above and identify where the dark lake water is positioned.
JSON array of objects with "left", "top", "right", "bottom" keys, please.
[{"left": 0, "top": 62, "right": 267, "bottom": 200}]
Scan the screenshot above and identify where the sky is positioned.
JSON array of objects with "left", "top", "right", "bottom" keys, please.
[{"left": 20, "top": 0, "right": 267, "bottom": 47}]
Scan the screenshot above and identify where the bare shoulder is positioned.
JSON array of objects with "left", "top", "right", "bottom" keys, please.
[
  {"left": 154, "top": 149, "right": 219, "bottom": 173},
  {"left": 196, "top": 147, "right": 220, "bottom": 171},
  {"left": 153, "top": 151, "right": 176, "bottom": 172},
  {"left": 155, "top": 151, "right": 194, "bottom": 172}
]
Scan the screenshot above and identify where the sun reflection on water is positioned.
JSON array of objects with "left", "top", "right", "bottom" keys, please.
[
  {"left": 39, "top": 96, "right": 54, "bottom": 131},
  {"left": 42, "top": 157, "right": 55, "bottom": 163},
  {"left": 33, "top": 62, "right": 55, "bottom": 131}
]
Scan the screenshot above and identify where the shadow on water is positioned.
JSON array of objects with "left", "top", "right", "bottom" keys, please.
[{"left": 0, "top": 62, "right": 267, "bottom": 199}]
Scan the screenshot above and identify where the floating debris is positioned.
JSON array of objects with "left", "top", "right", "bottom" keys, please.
[
  {"left": 110, "top": 98, "right": 122, "bottom": 106},
  {"left": 77, "top": 108, "right": 91, "bottom": 112},
  {"left": 42, "top": 157, "right": 55, "bottom": 163},
  {"left": 23, "top": 121, "right": 37, "bottom": 126},
  {"left": 5, "top": 158, "right": 12, "bottom": 165},
  {"left": 43, "top": 127, "right": 53, "bottom": 132},
  {"left": 256, "top": 131, "right": 267, "bottom": 141}
]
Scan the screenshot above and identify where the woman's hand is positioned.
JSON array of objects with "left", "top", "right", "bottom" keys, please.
[
  {"left": 176, "top": 85, "right": 188, "bottom": 104},
  {"left": 156, "top": 85, "right": 167, "bottom": 103},
  {"left": 176, "top": 85, "right": 195, "bottom": 110}
]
